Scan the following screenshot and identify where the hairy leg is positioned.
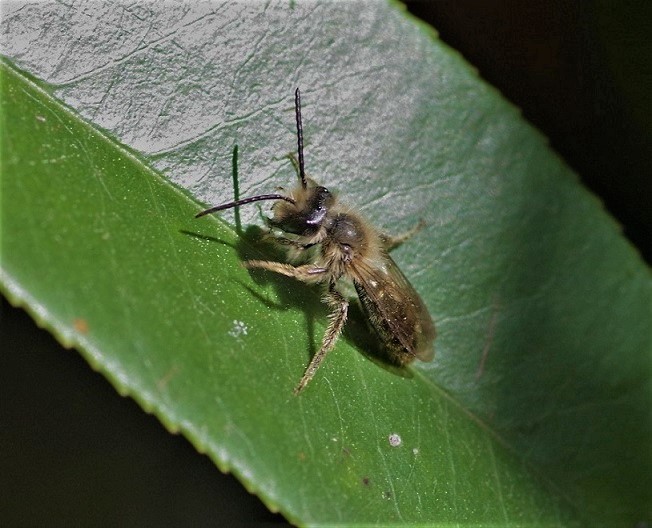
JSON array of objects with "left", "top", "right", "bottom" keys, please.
[
  {"left": 287, "top": 152, "right": 300, "bottom": 174},
  {"left": 294, "top": 286, "right": 349, "bottom": 394},
  {"left": 263, "top": 233, "right": 315, "bottom": 251},
  {"left": 243, "top": 260, "right": 327, "bottom": 283},
  {"left": 380, "top": 219, "right": 426, "bottom": 252}
]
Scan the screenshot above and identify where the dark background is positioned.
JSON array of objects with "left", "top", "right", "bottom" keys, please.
[
  {"left": 1, "top": 2, "right": 650, "bottom": 526},
  {"left": 408, "top": 1, "right": 651, "bottom": 262}
]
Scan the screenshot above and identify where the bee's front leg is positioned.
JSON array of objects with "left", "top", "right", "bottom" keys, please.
[
  {"left": 380, "top": 219, "right": 426, "bottom": 252},
  {"left": 287, "top": 152, "right": 300, "bottom": 174},
  {"left": 294, "top": 285, "right": 349, "bottom": 394},
  {"left": 265, "top": 233, "right": 315, "bottom": 251},
  {"left": 244, "top": 260, "right": 327, "bottom": 284}
]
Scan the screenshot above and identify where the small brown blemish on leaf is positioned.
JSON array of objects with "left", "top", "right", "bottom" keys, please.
[
  {"left": 476, "top": 298, "right": 501, "bottom": 380},
  {"left": 362, "top": 476, "right": 371, "bottom": 487},
  {"left": 73, "top": 318, "right": 89, "bottom": 334},
  {"left": 157, "top": 365, "right": 179, "bottom": 390},
  {"left": 382, "top": 491, "right": 392, "bottom": 501},
  {"left": 297, "top": 451, "right": 306, "bottom": 461}
]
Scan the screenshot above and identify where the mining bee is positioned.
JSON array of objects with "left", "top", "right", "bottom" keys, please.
[{"left": 196, "top": 88, "right": 435, "bottom": 394}]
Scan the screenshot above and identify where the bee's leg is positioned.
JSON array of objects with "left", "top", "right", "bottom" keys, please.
[
  {"left": 255, "top": 205, "right": 270, "bottom": 225},
  {"left": 294, "top": 286, "right": 349, "bottom": 394},
  {"left": 380, "top": 219, "right": 426, "bottom": 252},
  {"left": 269, "top": 235, "right": 315, "bottom": 251},
  {"left": 267, "top": 236, "right": 317, "bottom": 262},
  {"left": 287, "top": 151, "right": 314, "bottom": 181},
  {"left": 287, "top": 152, "right": 300, "bottom": 173},
  {"left": 244, "top": 260, "right": 327, "bottom": 283}
]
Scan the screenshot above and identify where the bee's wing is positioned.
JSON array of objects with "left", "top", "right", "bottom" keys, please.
[{"left": 352, "top": 253, "right": 435, "bottom": 362}]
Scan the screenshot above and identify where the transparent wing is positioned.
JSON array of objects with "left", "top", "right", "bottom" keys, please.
[{"left": 351, "top": 253, "right": 435, "bottom": 362}]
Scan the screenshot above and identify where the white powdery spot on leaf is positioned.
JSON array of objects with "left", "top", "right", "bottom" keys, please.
[{"left": 228, "top": 320, "right": 248, "bottom": 338}]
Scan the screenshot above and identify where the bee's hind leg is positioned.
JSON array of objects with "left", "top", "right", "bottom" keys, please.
[
  {"left": 294, "top": 285, "right": 349, "bottom": 395},
  {"left": 380, "top": 219, "right": 426, "bottom": 252}
]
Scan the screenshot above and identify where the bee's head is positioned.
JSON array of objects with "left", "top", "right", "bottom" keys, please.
[
  {"left": 194, "top": 88, "right": 334, "bottom": 238},
  {"left": 270, "top": 178, "right": 334, "bottom": 236}
]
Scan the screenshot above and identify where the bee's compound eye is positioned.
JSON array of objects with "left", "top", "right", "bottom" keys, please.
[{"left": 315, "top": 186, "right": 332, "bottom": 206}]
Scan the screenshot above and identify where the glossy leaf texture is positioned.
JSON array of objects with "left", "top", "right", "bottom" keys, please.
[{"left": 1, "top": 2, "right": 650, "bottom": 526}]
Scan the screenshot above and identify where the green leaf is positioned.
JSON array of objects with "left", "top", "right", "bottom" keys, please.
[{"left": 1, "top": 2, "right": 650, "bottom": 526}]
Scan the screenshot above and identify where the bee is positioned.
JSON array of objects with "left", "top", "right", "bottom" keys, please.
[{"left": 196, "top": 88, "right": 435, "bottom": 394}]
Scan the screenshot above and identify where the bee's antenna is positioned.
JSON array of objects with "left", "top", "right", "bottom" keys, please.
[
  {"left": 294, "top": 87, "right": 307, "bottom": 189},
  {"left": 195, "top": 194, "right": 296, "bottom": 218}
]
